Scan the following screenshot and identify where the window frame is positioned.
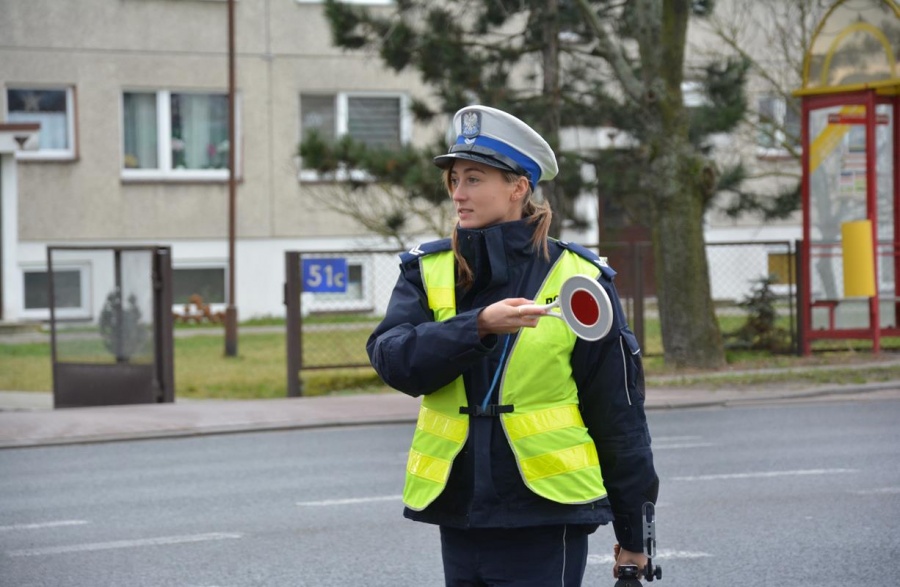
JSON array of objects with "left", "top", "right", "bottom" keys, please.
[
  {"left": 5, "top": 85, "right": 78, "bottom": 161},
  {"left": 120, "top": 89, "right": 242, "bottom": 182},
  {"left": 20, "top": 262, "right": 93, "bottom": 321},
  {"left": 298, "top": 91, "right": 410, "bottom": 182}
]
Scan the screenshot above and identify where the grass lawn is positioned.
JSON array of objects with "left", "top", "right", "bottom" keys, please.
[
  {"left": 2, "top": 315, "right": 898, "bottom": 399},
  {"left": 0, "top": 331, "right": 383, "bottom": 399}
]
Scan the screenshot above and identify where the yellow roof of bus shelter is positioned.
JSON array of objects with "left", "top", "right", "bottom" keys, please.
[{"left": 795, "top": 0, "right": 900, "bottom": 97}]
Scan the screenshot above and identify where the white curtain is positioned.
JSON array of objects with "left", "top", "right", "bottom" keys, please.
[
  {"left": 174, "top": 94, "right": 228, "bottom": 169},
  {"left": 123, "top": 93, "right": 158, "bottom": 169}
]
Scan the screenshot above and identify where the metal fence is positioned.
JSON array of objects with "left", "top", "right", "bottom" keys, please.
[{"left": 285, "top": 240, "right": 797, "bottom": 393}]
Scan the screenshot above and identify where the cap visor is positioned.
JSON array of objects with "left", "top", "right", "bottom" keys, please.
[{"left": 433, "top": 152, "right": 517, "bottom": 173}]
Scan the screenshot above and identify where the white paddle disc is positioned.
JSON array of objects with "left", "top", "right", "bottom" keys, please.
[{"left": 520, "top": 274, "right": 614, "bottom": 341}]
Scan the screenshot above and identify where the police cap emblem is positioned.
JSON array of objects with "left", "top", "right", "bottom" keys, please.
[{"left": 461, "top": 111, "right": 481, "bottom": 138}]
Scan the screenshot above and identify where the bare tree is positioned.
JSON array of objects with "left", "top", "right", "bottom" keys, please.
[{"left": 308, "top": 182, "right": 456, "bottom": 251}]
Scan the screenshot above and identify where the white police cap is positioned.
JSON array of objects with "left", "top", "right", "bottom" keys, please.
[{"left": 433, "top": 105, "right": 558, "bottom": 189}]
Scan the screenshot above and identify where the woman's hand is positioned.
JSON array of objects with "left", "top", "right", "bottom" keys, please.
[
  {"left": 476, "top": 298, "right": 546, "bottom": 338},
  {"left": 613, "top": 545, "right": 648, "bottom": 579}
]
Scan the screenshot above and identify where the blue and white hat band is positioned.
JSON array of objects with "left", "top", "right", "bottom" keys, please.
[
  {"left": 451, "top": 135, "right": 541, "bottom": 187},
  {"left": 434, "top": 105, "right": 559, "bottom": 189}
]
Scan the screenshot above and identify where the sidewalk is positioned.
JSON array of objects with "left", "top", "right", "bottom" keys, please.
[{"left": 2, "top": 375, "right": 899, "bottom": 449}]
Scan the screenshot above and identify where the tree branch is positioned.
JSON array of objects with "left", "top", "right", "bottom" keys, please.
[{"left": 573, "top": 0, "right": 645, "bottom": 103}]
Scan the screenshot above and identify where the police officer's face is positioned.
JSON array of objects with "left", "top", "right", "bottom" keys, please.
[{"left": 448, "top": 161, "right": 529, "bottom": 229}]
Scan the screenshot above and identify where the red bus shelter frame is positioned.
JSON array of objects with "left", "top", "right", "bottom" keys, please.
[{"left": 799, "top": 90, "right": 900, "bottom": 354}]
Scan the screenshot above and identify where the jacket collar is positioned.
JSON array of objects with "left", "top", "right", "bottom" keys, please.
[{"left": 456, "top": 219, "right": 536, "bottom": 290}]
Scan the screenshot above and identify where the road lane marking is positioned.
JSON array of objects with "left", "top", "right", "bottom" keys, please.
[
  {"left": 673, "top": 468, "right": 857, "bottom": 482},
  {"left": 6, "top": 532, "right": 242, "bottom": 557},
  {"left": 654, "top": 436, "right": 714, "bottom": 449},
  {"left": 588, "top": 549, "right": 712, "bottom": 565},
  {"left": 0, "top": 520, "right": 89, "bottom": 532},
  {"left": 297, "top": 495, "right": 401, "bottom": 507},
  {"left": 852, "top": 486, "right": 900, "bottom": 495}
]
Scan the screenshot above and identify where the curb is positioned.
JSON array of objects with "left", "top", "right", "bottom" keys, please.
[
  {"left": 648, "top": 381, "right": 900, "bottom": 410},
  {"left": 1, "top": 381, "right": 899, "bottom": 450}
]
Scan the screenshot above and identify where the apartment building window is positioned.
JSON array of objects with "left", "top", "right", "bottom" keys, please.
[
  {"left": 302, "top": 93, "right": 407, "bottom": 149},
  {"left": 122, "top": 90, "right": 238, "bottom": 181},
  {"left": 300, "top": 93, "right": 408, "bottom": 179},
  {"left": 22, "top": 266, "right": 91, "bottom": 320},
  {"left": 172, "top": 267, "right": 226, "bottom": 305},
  {"left": 757, "top": 95, "right": 800, "bottom": 157},
  {"left": 5, "top": 87, "right": 77, "bottom": 160}
]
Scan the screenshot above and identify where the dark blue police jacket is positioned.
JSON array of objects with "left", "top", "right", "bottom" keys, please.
[{"left": 366, "top": 219, "right": 658, "bottom": 553}]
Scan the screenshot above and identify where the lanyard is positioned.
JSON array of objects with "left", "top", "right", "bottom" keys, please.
[{"left": 481, "top": 334, "right": 510, "bottom": 411}]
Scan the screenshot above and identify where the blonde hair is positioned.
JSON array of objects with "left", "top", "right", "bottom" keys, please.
[{"left": 443, "top": 167, "right": 553, "bottom": 290}]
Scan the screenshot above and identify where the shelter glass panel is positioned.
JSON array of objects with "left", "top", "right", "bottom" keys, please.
[
  {"left": 807, "top": 105, "right": 871, "bottom": 329},
  {"left": 51, "top": 249, "right": 155, "bottom": 365},
  {"left": 118, "top": 250, "right": 155, "bottom": 365},
  {"left": 876, "top": 103, "right": 896, "bottom": 326}
]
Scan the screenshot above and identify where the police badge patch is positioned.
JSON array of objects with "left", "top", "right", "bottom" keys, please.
[{"left": 461, "top": 111, "right": 481, "bottom": 139}]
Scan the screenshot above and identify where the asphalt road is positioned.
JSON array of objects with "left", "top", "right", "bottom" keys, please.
[{"left": 2, "top": 399, "right": 899, "bottom": 587}]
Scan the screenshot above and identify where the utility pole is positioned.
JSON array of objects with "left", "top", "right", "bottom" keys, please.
[{"left": 224, "top": 0, "right": 238, "bottom": 356}]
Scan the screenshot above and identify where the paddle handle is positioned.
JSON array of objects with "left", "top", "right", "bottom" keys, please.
[{"left": 517, "top": 301, "right": 563, "bottom": 318}]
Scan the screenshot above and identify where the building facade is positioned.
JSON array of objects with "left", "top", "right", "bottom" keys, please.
[
  {"left": 1, "top": 0, "right": 805, "bottom": 324},
  {"left": 0, "top": 0, "right": 440, "bottom": 323}
]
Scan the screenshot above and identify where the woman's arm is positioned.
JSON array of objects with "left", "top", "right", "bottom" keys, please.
[
  {"left": 574, "top": 281, "right": 659, "bottom": 555},
  {"left": 366, "top": 270, "right": 497, "bottom": 397}
]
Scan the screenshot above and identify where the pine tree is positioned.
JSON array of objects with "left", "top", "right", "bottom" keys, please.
[{"left": 305, "top": 0, "right": 751, "bottom": 369}]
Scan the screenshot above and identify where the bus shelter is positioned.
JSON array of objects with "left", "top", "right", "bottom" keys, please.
[
  {"left": 796, "top": 0, "right": 900, "bottom": 354},
  {"left": 49, "top": 246, "right": 175, "bottom": 408}
]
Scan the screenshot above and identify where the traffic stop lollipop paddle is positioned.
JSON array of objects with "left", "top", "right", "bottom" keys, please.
[{"left": 520, "top": 274, "right": 614, "bottom": 341}]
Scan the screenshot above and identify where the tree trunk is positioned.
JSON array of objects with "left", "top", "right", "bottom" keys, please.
[
  {"left": 648, "top": 139, "right": 725, "bottom": 369},
  {"left": 644, "top": 0, "right": 725, "bottom": 368},
  {"left": 541, "top": 0, "right": 564, "bottom": 238}
]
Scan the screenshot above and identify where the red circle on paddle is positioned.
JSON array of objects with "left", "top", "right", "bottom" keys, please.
[{"left": 570, "top": 289, "right": 599, "bottom": 326}]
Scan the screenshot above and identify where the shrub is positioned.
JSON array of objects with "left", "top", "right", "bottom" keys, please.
[{"left": 725, "top": 276, "right": 793, "bottom": 353}]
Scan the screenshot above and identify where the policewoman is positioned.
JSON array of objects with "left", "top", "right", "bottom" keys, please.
[{"left": 367, "top": 105, "right": 659, "bottom": 586}]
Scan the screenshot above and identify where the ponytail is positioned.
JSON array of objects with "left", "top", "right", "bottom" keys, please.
[{"left": 522, "top": 190, "right": 552, "bottom": 262}]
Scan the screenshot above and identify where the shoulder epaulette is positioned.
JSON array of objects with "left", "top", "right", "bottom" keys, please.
[
  {"left": 399, "top": 238, "right": 452, "bottom": 265},
  {"left": 556, "top": 239, "right": 617, "bottom": 280}
]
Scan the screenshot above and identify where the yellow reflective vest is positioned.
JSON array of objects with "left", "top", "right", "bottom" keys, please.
[{"left": 403, "top": 248, "right": 609, "bottom": 511}]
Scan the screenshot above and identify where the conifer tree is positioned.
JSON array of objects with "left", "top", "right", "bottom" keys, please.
[{"left": 304, "top": 0, "right": 752, "bottom": 369}]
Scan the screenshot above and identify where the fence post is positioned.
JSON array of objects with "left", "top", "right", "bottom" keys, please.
[
  {"left": 285, "top": 252, "right": 303, "bottom": 397},
  {"left": 154, "top": 247, "right": 175, "bottom": 403}
]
